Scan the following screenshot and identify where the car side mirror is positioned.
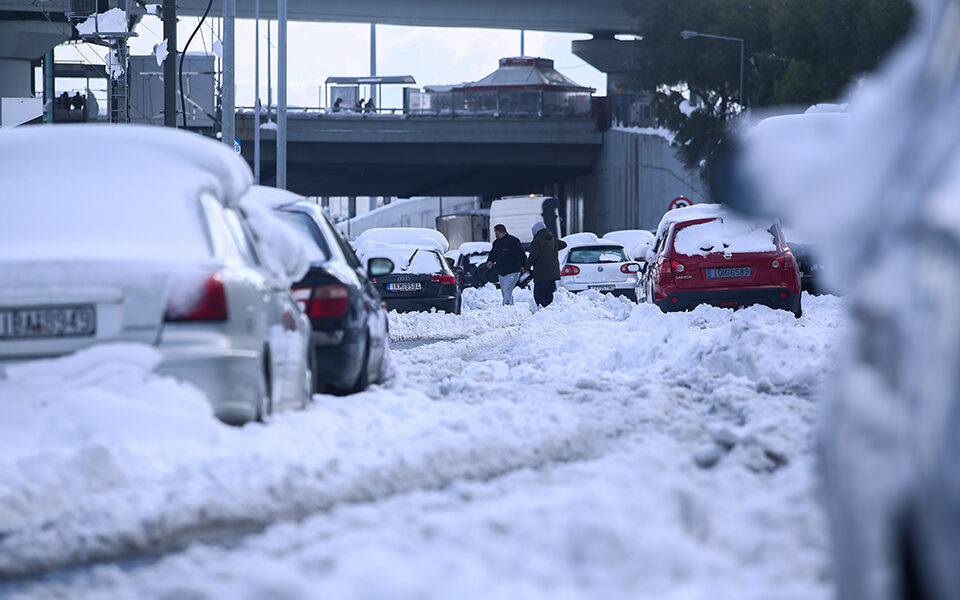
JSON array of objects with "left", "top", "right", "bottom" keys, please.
[{"left": 368, "top": 257, "right": 394, "bottom": 278}]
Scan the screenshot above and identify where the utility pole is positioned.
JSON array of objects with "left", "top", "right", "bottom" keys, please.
[
  {"left": 222, "top": 0, "right": 236, "bottom": 147},
  {"left": 266, "top": 19, "right": 272, "bottom": 118},
  {"left": 277, "top": 0, "right": 288, "bottom": 188},
  {"left": 254, "top": 0, "right": 261, "bottom": 183},
  {"left": 521, "top": 30, "right": 525, "bottom": 56},
  {"left": 162, "top": 0, "right": 177, "bottom": 127},
  {"left": 369, "top": 23, "right": 376, "bottom": 107}
]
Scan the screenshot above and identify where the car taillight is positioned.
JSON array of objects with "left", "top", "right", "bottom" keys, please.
[
  {"left": 293, "top": 284, "right": 349, "bottom": 318},
  {"left": 561, "top": 265, "right": 580, "bottom": 276},
  {"left": 660, "top": 259, "right": 684, "bottom": 274},
  {"left": 165, "top": 274, "right": 228, "bottom": 322},
  {"left": 771, "top": 252, "right": 797, "bottom": 270},
  {"left": 621, "top": 263, "right": 641, "bottom": 274},
  {"left": 431, "top": 273, "right": 457, "bottom": 285}
]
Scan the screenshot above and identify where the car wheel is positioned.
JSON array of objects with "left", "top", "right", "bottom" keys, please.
[
  {"left": 350, "top": 336, "right": 371, "bottom": 394},
  {"left": 256, "top": 354, "right": 274, "bottom": 423}
]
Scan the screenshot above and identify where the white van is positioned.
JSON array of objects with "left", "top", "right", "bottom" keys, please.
[{"left": 489, "top": 195, "right": 562, "bottom": 246}]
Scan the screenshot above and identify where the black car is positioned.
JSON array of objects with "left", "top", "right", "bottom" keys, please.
[
  {"left": 275, "top": 202, "right": 390, "bottom": 394},
  {"left": 365, "top": 246, "right": 462, "bottom": 314},
  {"left": 785, "top": 241, "right": 828, "bottom": 295}
]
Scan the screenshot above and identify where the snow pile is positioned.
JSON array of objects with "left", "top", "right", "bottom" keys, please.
[
  {"left": 75, "top": 8, "right": 127, "bottom": 36},
  {"left": 239, "top": 187, "right": 324, "bottom": 284},
  {"left": 388, "top": 286, "right": 534, "bottom": 342},
  {"left": 672, "top": 216, "right": 777, "bottom": 257}
]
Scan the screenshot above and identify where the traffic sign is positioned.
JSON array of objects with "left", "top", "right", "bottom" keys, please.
[
  {"left": 234, "top": 138, "right": 242, "bottom": 154},
  {"left": 669, "top": 196, "right": 692, "bottom": 210}
]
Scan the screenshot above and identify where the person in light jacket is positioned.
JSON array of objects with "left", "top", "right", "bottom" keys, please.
[{"left": 523, "top": 221, "right": 567, "bottom": 307}]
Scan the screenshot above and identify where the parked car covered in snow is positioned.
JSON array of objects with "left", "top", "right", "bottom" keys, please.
[
  {"left": 354, "top": 227, "right": 449, "bottom": 254},
  {"left": 451, "top": 241, "right": 494, "bottom": 288},
  {"left": 643, "top": 204, "right": 802, "bottom": 317},
  {"left": 557, "top": 233, "right": 642, "bottom": 301},
  {"left": 0, "top": 125, "right": 316, "bottom": 424},
  {"left": 603, "top": 229, "right": 656, "bottom": 268},
  {"left": 247, "top": 188, "right": 391, "bottom": 395},
  {"left": 363, "top": 245, "right": 462, "bottom": 314}
]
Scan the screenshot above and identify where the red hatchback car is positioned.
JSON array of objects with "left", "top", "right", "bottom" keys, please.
[{"left": 644, "top": 206, "right": 802, "bottom": 317}]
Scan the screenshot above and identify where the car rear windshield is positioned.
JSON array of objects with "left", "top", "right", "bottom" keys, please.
[
  {"left": 672, "top": 218, "right": 778, "bottom": 257},
  {"left": 276, "top": 211, "right": 332, "bottom": 259},
  {"left": 374, "top": 249, "right": 445, "bottom": 275},
  {"left": 568, "top": 246, "right": 629, "bottom": 264}
]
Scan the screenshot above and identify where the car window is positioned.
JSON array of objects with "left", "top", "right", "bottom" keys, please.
[
  {"left": 200, "top": 195, "right": 244, "bottom": 263},
  {"left": 223, "top": 208, "right": 262, "bottom": 267},
  {"left": 568, "top": 246, "right": 629, "bottom": 264},
  {"left": 277, "top": 210, "right": 332, "bottom": 258},
  {"left": 672, "top": 218, "right": 777, "bottom": 257},
  {"left": 323, "top": 215, "right": 363, "bottom": 270}
]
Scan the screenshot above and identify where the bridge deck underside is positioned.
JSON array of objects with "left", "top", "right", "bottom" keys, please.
[{"left": 237, "top": 114, "right": 601, "bottom": 197}]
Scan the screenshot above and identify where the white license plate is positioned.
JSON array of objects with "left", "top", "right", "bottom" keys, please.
[
  {"left": 588, "top": 285, "right": 616, "bottom": 292},
  {"left": 706, "top": 267, "right": 751, "bottom": 279},
  {"left": 387, "top": 282, "right": 422, "bottom": 292},
  {"left": 0, "top": 305, "right": 97, "bottom": 339}
]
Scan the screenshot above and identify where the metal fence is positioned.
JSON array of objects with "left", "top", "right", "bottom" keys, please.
[{"left": 406, "top": 89, "right": 592, "bottom": 118}]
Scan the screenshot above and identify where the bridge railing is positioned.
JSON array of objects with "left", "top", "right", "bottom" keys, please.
[{"left": 406, "top": 89, "right": 592, "bottom": 118}]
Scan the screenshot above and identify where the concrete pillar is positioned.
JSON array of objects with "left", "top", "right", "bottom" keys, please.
[{"left": 0, "top": 21, "right": 72, "bottom": 99}]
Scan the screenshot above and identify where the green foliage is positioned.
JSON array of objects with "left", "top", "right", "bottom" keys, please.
[{"left": 627, "top": 0, "right": 914, "bottom": 171}]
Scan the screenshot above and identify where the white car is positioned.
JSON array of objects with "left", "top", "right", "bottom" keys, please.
[
  {"left": 558, "top": 234, "right": 642, "bottom": 301},
  {"left": 0, "top": 125, "right": 315, "bottom": 425}
]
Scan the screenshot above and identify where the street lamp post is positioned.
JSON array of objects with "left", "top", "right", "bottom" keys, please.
[{"left": 680, "top": 30, "right": 744, "bottom": 110}]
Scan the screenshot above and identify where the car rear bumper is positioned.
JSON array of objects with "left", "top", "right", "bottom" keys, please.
[
  {"left": 655, "top": 287, "right": 801, "bottom": 314},
  {"left": 383, "top": 296, "right": 459, "bottom": 313},
  {"left": 560, "top": 281, "right": 639, "bottom": 298}
]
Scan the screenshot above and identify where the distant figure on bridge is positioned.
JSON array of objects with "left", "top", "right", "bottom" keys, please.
[
  {"left": 57, "top": 91, "right": 70, "bottom": 110},
  {"left": 356, "top": 97, "right": 364, "bottom": 111},
  {"left": 485, "top": 224, "right": 525, "bottom": 306},
  {"left": 333, "top": 97, "right": 343, "bottom": 112},
  {"left": 523, "top": 221, "right": 567, "bottom": 308},
  {"left": 364, "top": 98, "right": 375, "bottom": 113},
  {"left": 71, "top": 92, "right": 85, "bottom": 112}
]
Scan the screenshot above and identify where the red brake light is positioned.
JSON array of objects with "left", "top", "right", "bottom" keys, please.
[
  {"left": 660, "top": 259, "right": 684, "bottom": 274},
  {"left": 621, "top": 263, "right": 641, "bottom": 274},
  {"left": 561, "top": 265, "right": 580, "bottom": 276},
  {"left": 431, "top": 273, "right": 457, "bottom": 285},
  {"left": 771, "top": 252, "right": 796, "bottom": 270},
  {"left": 294, "top": 284, "right": 349, "bottom": 319},
  {"left": 165, "top": 274, "right": 228, "bottom": 322}
]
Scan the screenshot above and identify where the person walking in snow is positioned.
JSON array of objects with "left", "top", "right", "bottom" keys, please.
[
  {"left": 485, "top": 223, "right": 526, "bottom": 305},
  {"left": 523, "top": 221, "right": 567, "bottom": 308}
]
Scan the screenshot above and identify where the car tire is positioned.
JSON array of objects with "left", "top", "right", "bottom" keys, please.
[{"left": 350, "top": 336, "right": 371, "bottom": 394}]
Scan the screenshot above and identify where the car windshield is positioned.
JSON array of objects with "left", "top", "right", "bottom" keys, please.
[
  {"left": 568, "top": 246, "right": 629, "bottom": 264},
  {"left": 672, "top": 218, "right": 777, "bottom": 257},
  {"left": 466, "top": 254, "right": 488, "bottom": 266}
]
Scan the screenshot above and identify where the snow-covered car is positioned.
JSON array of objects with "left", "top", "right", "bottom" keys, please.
[
  {"left": 558, "top": 234, "right": 642, "bottom": 301},
  {"left": 644, "top": 204, "right": 801, "bottom": 317},
  {"left": 452, "top": 241, "right": 494, "bottom": 288},
  {"left": 256, "top": 191, "right": 391, "bottom": 395},
  {"left": 0, "top": 125, "right": 314, "bottom": 425},
  {"left": 603, "top": 229, "right": 656, "bottom": 267},
  {"left": 364, "top": 245, "right": 462, "bottom": 314}
]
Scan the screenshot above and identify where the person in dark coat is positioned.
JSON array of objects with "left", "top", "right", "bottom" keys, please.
[
  {"left": 523, "top": 221, "right": 567, "bottom": 307},
  {"left": 485, "top": 223, "right": 526, "bottom": 305}
]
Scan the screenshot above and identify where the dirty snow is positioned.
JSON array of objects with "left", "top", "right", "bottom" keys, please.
[{"left": 0, "top": 286, "right": 844, "bottom": 599}]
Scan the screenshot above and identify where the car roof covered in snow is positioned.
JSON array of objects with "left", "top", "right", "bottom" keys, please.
[
  {"left": 354, "top": 227, "right": 449, "bottom": 253},
  {"left": 1, "top": 124, "right": 252, "bottom": 207},
  {"left": 654, "top": 204, "right": 727, "bottom": 241},
  {"left": 458, "top": 241, "right": 492, "bottom": 255}
]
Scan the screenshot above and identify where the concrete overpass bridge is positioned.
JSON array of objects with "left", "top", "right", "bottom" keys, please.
[{"left": 237, "top": 111, "right": 602, "bottom": 198}]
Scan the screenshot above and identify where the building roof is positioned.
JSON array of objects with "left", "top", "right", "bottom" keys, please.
[{"left": 456, "top": 57, "right": 593, "bottom": 92}]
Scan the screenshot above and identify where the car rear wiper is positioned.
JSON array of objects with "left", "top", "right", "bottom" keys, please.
[{"left": 403, "top": 248, "right": 419, "bottom": 271}]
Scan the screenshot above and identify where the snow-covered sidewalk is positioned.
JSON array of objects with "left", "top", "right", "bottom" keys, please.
[{"left": 0, "top": 286, "right": 845, "bottom": 599}]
